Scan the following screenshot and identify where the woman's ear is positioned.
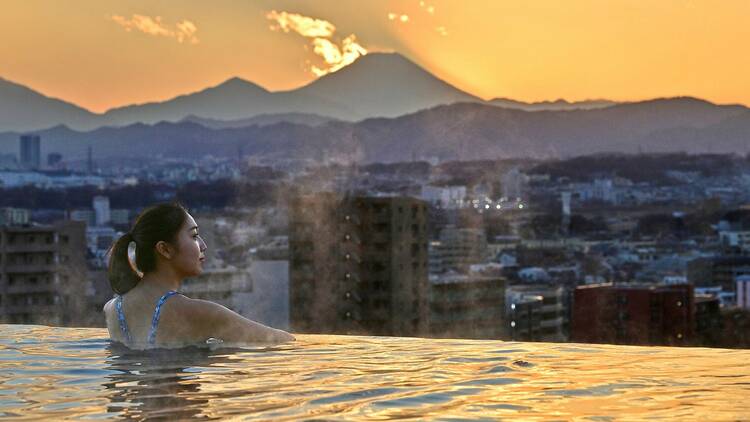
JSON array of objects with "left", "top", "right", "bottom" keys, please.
[{"left": 155, "top": 240, "right": 172, "bottom": 260}]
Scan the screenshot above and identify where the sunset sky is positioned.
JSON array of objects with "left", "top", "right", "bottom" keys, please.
[{"left": 2, "top": 0, "right": 749, "bottom": 113}]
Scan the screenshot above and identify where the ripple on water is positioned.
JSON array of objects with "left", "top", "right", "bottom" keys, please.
[
  {"left": 444, "top": 356, "right": 508, "bottom": 363},
  {"left": 455, "top": 377, "right": 522, "bottom": 386},
  {"left": 1, "top": 324, "right": 750, "bottom": 420},
  {"left": 309, "top": 387, "right": 404, "bottom": 405},
  {"left": 370, "top": 388, "right": 486, "bottom": 408},
  {"left": 483, "top": 365, "right": 515, "bottom": 374}
]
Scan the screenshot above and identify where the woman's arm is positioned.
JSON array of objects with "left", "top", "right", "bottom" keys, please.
[{"left": 180, "top": 297, "right": 295, "bottom": 344}]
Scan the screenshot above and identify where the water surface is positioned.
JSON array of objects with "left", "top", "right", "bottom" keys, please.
[{"left": 1, "top": 324, "right": 749, "bottom": 420}]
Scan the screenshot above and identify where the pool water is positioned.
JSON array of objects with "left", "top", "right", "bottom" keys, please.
[{"left": 1, "top": 324, "right": 749, "bottom": 420}]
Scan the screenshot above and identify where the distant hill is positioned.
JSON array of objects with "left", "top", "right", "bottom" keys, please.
[
  {"left": 0, "top": 53, "right": 493, "bottom": 131},
  {"left": 180, "top": 112, "right": 339, "bottom": 129},
  {"left": 0, "top": 77, "right": 98, "bottom": 132},
  {"left": 489, "top": 98, "right": 616, "bottom": 111},
  {"left": 2, "top": 52, "right": 656, "bottom": 133},
  {"left": 1, "top": 97, "right": 748, "bottom": 163}
]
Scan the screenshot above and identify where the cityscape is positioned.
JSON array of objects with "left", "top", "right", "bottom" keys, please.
[
  {"left": 3, "top": 132, "right": 749, "bottom": 348},
  {"left": 3, "top": 2, "right": 750, "bottom": 419}
]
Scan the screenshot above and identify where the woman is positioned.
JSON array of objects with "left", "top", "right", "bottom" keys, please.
[{"left": 103, "top": 202, "right": 294, "bottom": 349}]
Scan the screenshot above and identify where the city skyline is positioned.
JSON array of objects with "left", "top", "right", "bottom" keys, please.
[{"left": 2, "top": 0, "right": 749, "bottom": 113}]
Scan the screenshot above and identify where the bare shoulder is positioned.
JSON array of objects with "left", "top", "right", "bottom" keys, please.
[
  {"left": 167, "top": 294, "right": 295, "bottom": 343},
  {"left": 168, "top": 294, "right": 232, "bottom": 320}
]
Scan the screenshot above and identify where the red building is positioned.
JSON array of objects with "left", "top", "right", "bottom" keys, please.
[{"left": 571, "top": 283, "right": 694, "bottom": 346}]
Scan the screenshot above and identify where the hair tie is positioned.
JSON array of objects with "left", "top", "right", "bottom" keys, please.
[{"left": 127, "top": 240, "right": 144, "bottom": 279}]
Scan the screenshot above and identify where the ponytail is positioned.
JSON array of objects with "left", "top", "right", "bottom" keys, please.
[{"left": 108, "top": 232, "right": 140, "bottom": 295}]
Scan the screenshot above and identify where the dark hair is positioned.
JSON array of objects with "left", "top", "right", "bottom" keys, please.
[{"left": 108, "top": 202, "right": 188, "bottom": 295}]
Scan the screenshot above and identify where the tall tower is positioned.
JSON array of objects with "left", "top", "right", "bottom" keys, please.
[
  {"left": 561, "top": 191, "right": 572, "bottom": 235},
  {"left": 289, "top": 193, "right": 429, "bottom": 337},
  {"left": 19, "top": 135, "right": 41, "bottom": 170},
  {"left": 87, "top": 146, "right": 94, "bottom": 174}
]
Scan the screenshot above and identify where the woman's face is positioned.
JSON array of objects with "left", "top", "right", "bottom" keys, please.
[{"left": 170, "top": 212, "right": 207, "bottom": 278}]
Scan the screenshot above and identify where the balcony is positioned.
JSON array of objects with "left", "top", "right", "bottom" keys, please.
[
  {"left": 4, "top": 264, "right": 57, "bottom": 274},
  {"left": 7, "top": 283, "right": 56, "bottom": 294},
  {"left": 540, "top": 303, "right": 564, "bottom": 313},
  {"left": 539, "top": 316, "right": 565, "bottom": 329},
  {"left": 2, "top": 243, "right": 58, "bottom": 253}
]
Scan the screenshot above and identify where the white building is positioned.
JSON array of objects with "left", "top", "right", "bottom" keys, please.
[
  {"left": 737, "top": 275, "right": 750, "bottom": 309},
  {"left": 0, "top": 171, "right": 105, "bottom": 189},
  {"left": 502, "top": 168, "right": 528, "bottom": 200},
  {"left": 93, "top": 196, "right": 110, "bottom": 227},
  {"left": 420, "top": 185, "right": 466, "bottom": 209}
]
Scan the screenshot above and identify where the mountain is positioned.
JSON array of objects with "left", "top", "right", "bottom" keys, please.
[
  {"left": 97, "top": 53, "right": 483, "bottom": 127},
  {"left": 489, "top": 97, "right": 616, "bottom": 111},
  {"left": 180, "top": 112, "right": 338, "bottom": 129},
  {"left": 97, "top": 77, "right": 353, "bottom": 128},
  {"left": 0, "top": 77, "right": 98, "bottom": 132},
  {"left": 0, "top": 53, "right": 485, "bottom": 131},
  {"left": 294, "top": 53, "right": 482, "bottom": 118},
  {"left": 2, "top": 97, "right": 748, "bottom": 163}
]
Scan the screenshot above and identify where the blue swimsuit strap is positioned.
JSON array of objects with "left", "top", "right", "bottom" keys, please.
[
  {"left": 147, "top": 290, "right": 181, "bottom": 346},
  {"left": 114, "top": 295, "right": 133, "bottom": 345}
]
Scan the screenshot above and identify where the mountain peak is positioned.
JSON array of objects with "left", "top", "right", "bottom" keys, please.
[{"left": 213, "top": 76, "right": 269, "bottom": 93}]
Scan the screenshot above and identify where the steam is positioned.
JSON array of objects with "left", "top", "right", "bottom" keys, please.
[{"left": 266, "top": 10, "right": 367, "bottom": 77}]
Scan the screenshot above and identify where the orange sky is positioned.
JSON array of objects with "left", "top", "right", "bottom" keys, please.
[{"left": 1, "top": 0, "right": 749, "bottom": 113}]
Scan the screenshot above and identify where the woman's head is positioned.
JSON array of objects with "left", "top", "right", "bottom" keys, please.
[{"left": 108, "top": 202, "right": 207, "bottom": 294}]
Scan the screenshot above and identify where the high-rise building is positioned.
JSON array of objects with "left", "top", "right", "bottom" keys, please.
[
  {"left": 571, "top": 283, "right": 694, "bottom": 346},
  {"left": 20, "top": 135, "right": 41, "bottom": 170},
  {"left": 93, "top": 196, "right": 111, "bottom": 227},
  {"left": 289, "top": 193, "right": 429, "bottom": 336},
  {"left": 0, "top": 221, "right": 90, "bottom": 326},
  {"left": 87, "top": 146, "right": 94, "bottom": 174}
]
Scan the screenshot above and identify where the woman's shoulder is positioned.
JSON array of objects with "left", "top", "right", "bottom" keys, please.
[{"left": 165, "top": 294, "right": 233, "bottom": 321}]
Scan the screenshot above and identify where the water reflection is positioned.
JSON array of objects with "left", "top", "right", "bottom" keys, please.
[
  {"left": 103, "top": 343, "right": 231, "bottom": 420},
  {"left": 2, "top": 325, "right": 750, "bottom": 420}
]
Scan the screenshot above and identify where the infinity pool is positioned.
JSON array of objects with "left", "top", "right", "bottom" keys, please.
[{"left": 1, "top": 324, "right": 749, "bottom": 420}]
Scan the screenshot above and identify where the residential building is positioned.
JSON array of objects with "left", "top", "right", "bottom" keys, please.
[
  {"left": 0, "top": 221, "right": 89, "bottom": 326},
  {"left": 289, "top": 193, "right": 429, "bottom": 337},
  {"left": 571, "top": 283, "right": 694, "bottom": 346}
]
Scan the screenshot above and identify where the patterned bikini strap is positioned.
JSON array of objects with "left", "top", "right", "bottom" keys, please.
[
  {"left": 148, "top": 290, "right": 181, "bottom": 346},
  {"left": 114, "top": 295, "right": 133, "bottom": 345}
]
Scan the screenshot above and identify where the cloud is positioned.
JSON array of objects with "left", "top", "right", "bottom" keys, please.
[
  {"left": 266, "top": 10, "right": 367, "bottom": 77},
  {"left": 110, "top": 14, "right": 199, "bottom": 44},
  {"left": 389, "top": 3, "right": 447, "bottom": 36},
  {"left": 388, "top": 13, "right": 410, "bottom": 23},
  {"left": 265, "top": 10, "right": 335, "bottom": 38}
]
